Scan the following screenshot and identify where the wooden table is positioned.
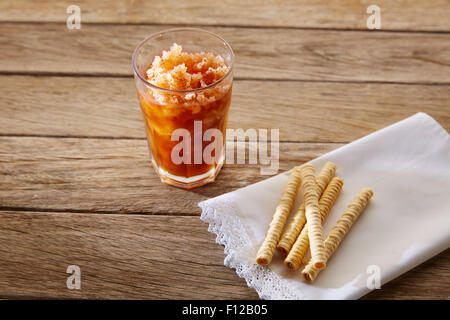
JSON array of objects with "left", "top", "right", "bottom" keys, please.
[{"left": 0, "top": 1, "right": 449, "bottom": 299}]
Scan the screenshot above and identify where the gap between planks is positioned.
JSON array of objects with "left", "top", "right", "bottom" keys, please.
[
  {"left": 2, "top": 71, "right": 450, "bottom": 86},
  {"left": 0, "top": 134, "right": 346, "bottom": 144},
  {"left": 1, "top": 20, "right": 450, "bottom": 34},
  {"left": 0, "top": 207, "right": 198, "bottom": 217}
]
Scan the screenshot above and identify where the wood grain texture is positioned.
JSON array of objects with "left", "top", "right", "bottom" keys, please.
[
  {"left": 1, "top": 23, "right": 450, "bottom": 83},
  {"left": 0, "top": 211, "right": 258, "bottom": 299},
  {"left": 0, "top": 136, "right": 339, "bottom": 214},
  {"left": 0, "top": 210, "right": 448, "bottom": 299},
  {"left": 0, "top": 0, "right": 449, "bottom": 31},
  {"left": 1, "top": 76, "right": 449, "bottom": 142}
]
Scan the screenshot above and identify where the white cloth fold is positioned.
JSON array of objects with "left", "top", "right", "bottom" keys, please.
[{"left": 199, "top": 113, "right": 450, "bottom": 299}]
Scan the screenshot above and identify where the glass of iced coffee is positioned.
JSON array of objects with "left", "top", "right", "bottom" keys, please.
[{"left": 132, "top": 28, "right": 234, "bottom": 189}]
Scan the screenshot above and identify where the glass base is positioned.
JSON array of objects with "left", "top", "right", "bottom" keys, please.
[{"left": 151, "top": 158, "right": 223, "bottom": 190}]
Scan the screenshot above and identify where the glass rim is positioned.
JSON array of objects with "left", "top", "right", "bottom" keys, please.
[{"left": 132, "top": 27, "right": 235, "bottom": 94}]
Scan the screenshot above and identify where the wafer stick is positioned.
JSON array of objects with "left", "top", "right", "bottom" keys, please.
[
  {"left": 302, "top": 188, "right": 374, "bottom": 282},
  {"left": 284, "top": 177, "right": 344, "bottom": 270},
  {"left": 299, "top": 164, "right": 327, "bottom": 269},
  {"left": 256, "top": 167, "right": 302, "bottom": 266},
  {"left": 277, "top": 162, "right": 337, "bottom": 255}
]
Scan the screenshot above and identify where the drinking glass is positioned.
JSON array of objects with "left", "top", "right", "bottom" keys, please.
[{"left": 132, "top": 28, "right": 234, "bottom": 189}]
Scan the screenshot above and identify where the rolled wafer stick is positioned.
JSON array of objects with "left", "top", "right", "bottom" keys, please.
[
  {"left": 299, "top": 164, "right": 327, "bottom": 269},
  {"left": 256, "top": 167, "right": 302, "bottom": 265},
  {"left": 284, "top": 177, "right": 344, "bottom": 270},
  {"left": 277, "top": 162, "right": 337, "bottom": 255},
  {"left": 302, "top": 188, "right": 374, "bottom": 282}
]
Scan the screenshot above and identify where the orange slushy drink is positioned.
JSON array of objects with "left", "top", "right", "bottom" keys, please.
[{"left": 132, "top": 29, "right": 234, "bottom": 189}]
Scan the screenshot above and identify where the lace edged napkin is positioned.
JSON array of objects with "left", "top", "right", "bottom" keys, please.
[{"left": 199, "top": 113, "right": 450, "bottom": 299}]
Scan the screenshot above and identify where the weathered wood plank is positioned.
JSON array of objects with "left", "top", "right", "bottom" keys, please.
[
  {"left": 1, "top": 24, "right": 449, "bottom": 83},
  {"left": 0, "top": 137, "right": 340, "bottom": 214},
  {"left": 0, "top": 0, "right": 449, "bottom": 31},
  {"left": 0, "top": 210, "right": 447, "bottom": 299},
  {"left": 0, "top": 211, "right": 258, "bottom": 299},
  {"left": 1, "top": 76, "right": 449, "bottom": 142}
]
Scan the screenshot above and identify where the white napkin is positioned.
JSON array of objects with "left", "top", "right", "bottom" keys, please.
[{"left": 199, "top": 112, "right": 450, "bottom": 300}]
